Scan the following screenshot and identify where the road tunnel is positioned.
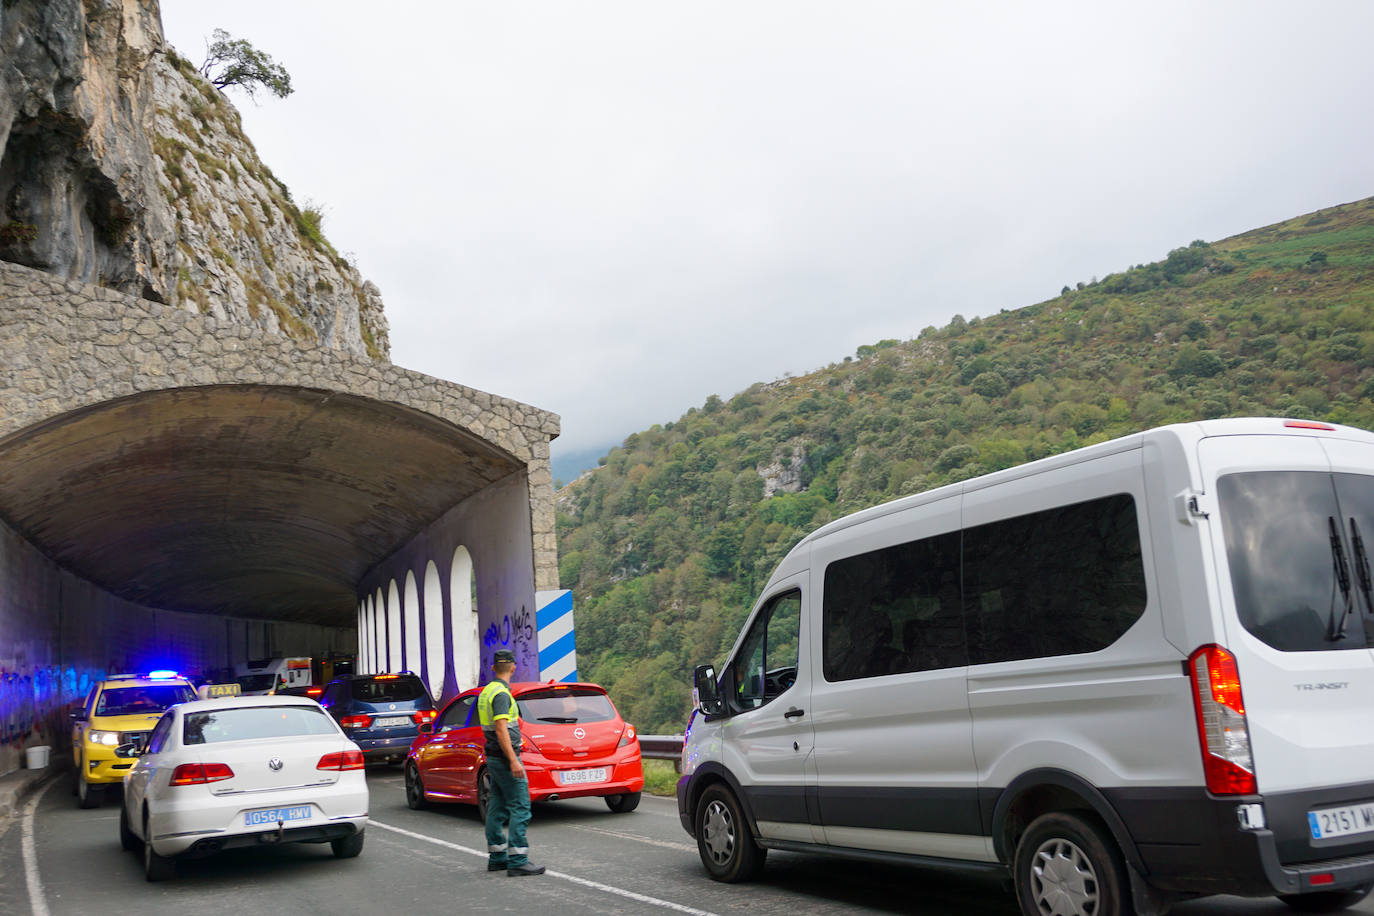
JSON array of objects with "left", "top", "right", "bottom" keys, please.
[{"left": 0, "top": 260, "right": 561, "bottom": 775}]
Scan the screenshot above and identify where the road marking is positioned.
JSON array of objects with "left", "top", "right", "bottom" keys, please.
[
  {"left": 569, "top": 822, "right": 696, "bottom": 852},
  {"left": 370, "top": 819, "right": 717, "bottom": 915},
  {"left": 22, "top": 778, "right": 56, "bottom": 916}
]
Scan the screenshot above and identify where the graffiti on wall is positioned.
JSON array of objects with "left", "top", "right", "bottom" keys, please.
[
  {"left": 1, "top": 665, "right": 104, "bottom": 746},
  {"left": 481, "top": 605, "right": 533, "bottom": 650}
]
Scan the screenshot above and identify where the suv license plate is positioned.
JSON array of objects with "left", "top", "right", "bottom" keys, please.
[
  {"left": 373, "top": 716, "right": 410, "bottom": 727},
  {"left": 245, "top": 805, "right": 313, "bottom": 827},
  {"left": 1308, "top": 803, "right": 1374, "bottom": 839},
  {"left": 557, "top": 767, "right": 609, "bottom": 786}
]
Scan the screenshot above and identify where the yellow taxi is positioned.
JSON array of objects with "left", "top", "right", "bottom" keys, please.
[{"left": 70, "top": 671, "right": 196, "bottom": 808}]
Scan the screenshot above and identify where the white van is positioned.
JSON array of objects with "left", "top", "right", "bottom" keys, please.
[
  {"left": 234, "top": 656, "right": 312, "bottom": 696},
  {"left": 678, "top": 418, "right": 1374, "bottom": 916}
]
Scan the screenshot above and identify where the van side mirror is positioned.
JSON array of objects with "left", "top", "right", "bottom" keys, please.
[{"left": 694, "top": 664, "right": 722, "bottom": 716}]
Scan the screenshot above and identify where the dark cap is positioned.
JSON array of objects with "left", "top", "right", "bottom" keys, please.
[{"left": 492, "top": 649, "right": 516, "bottom": 665}]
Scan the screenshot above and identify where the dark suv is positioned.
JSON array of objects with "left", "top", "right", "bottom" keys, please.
[{"left": 319, "top": 672, "right": 436, "bottom": 763}]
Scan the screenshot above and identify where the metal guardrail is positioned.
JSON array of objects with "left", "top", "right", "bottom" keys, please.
[{"left": 638, "top": 734, "right": 684, "bottom": 762}]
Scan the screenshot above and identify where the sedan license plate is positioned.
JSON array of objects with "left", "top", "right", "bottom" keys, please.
[
  {"left": 1308, "top": 802, "right": 1374, "bottom": 840},
  {"left": 373, "top": 716, "right": 410, "bottom": 727},
  {"left": 557, "top": 767, "right": 609, "bottom": 786},
  {"left": 245, "top": 805, "right": 313, "bottom": 827}
]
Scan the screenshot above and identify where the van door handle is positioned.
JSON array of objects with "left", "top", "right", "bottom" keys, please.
[{"left": 784, "top": 707, "right": 805, "bottom": 719}]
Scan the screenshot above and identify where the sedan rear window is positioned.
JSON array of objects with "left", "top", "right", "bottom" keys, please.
[
  {"left": 350, "top": 676, "right": 429, "bottom": 704},
  {"left": 184, "top": 705, "right": 340, "bottom": 745},
  {"left": 520, "top": 687, "right": 617, "bottom": 724}
]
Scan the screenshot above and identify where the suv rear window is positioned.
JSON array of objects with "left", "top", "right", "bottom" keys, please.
[
  {"left": 519, "top": 687, "right": 617, "bottom": 724},
  {"left": 95, "top": 684, "right": 196, "bottom": 715},
  {"left": 349, "top": 676, "right": 429, "bottom": 704},
  {"left": 184, "top": 705, "right": 339, "bottom": 745}
]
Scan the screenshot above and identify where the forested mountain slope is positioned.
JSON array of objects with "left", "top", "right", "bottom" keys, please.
[{"left": 557, "top": 195, "right": 1374, "bottom": 734}]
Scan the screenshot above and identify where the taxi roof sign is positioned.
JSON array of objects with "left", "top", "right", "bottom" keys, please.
[{"left": 197, "top": 683, "right": 242, "bottom": 700}]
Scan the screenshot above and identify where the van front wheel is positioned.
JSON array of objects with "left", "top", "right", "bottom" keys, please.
[
  {"left": 695, "top": 784, "right": 765, "bottom": 882},
  {"left": 1013, "top": 811, "right": 1130, "bottom": 916}
]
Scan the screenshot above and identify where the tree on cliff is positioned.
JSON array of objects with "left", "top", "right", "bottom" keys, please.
[{"left": 198, "top": 29, "right": 294, "bottom": 101}]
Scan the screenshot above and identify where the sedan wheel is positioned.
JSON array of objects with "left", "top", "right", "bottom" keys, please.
[
  {"left": 143, "top": 814, "right": 176, "bottom": 881},
  {"left": 119, "top": 804, "right": 141, "bottom": 852},
  {"left": 405, "top": 764, "right": 429, "bottom": 810},
  {"left": 605, "top": 791, "right": 641, "bottom": 814},
  {"left": 477, "top": 767, "right": 491, "bottom": 823}
]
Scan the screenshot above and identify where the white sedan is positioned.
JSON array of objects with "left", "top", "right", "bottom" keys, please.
[{"left": 118, "top": 694, "right": 369, "bottom": 881}]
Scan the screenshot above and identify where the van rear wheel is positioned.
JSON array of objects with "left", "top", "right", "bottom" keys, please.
[
  {"left": 1278, "top": 884, "right": 1374, "bottom": 913},
  {"left": 694, "top": 784, "right": 765, "bottom": 882},
  {"left": 1013, "top": 811, "right": 1130, "bottom": 916}
]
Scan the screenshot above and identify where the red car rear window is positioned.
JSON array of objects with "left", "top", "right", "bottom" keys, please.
[{"left": 520, "top": 687, "right": 617, "bottom": 724}]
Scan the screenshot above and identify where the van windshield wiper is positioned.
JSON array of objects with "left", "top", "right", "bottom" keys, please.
[
  {"left": 1350, "top": 518, "right": 1374, "bottom": 615},
  {"left": 1328, "top": 516, "right": 1355, "bottom": 641}
]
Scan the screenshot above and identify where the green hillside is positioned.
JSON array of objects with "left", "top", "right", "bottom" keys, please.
[{"left": 557, "top": 195, "right": 1374, "bottom": 734}]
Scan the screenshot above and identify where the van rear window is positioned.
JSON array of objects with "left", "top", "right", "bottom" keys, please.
[{"left": 1218, "top": 471, "right": 1374, "bottom": 652}]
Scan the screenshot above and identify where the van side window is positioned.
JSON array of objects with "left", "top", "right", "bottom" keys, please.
[
  {"left": 964, "top": 493, "right": 1146, "bottom": 664},
  {"left": 823, "top": 531, "right": 964, "bottom": 681},
  {"left": 727, "top": 591, "right": 801, "bottom": 712}
]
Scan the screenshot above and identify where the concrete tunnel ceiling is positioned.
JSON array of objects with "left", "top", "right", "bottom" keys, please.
[{"left": 0, "top": 384, "right": 525, "bottom": 626}]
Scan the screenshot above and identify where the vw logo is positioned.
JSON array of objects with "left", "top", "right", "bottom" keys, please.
[
  {"left": 574, "top": 727, "right": 586, "bottom": 740},
  {"left": 268, "top": 757, "right": 284, "bottom": 771}
]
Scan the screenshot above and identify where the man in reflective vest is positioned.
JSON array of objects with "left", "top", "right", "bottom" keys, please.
[{"left": 477, "top": 649, "right": 545, "bottom": 876}]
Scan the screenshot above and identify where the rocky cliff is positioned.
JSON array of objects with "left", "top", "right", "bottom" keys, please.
[{"left": 0, "top": 0, "right": 389, "bottom": 358}]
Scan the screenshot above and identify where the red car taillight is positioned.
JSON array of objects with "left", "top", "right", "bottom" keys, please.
[
  {"left": 1188, "top": 644, "right": 1256, "bottom": 795},
  {"left": 411, "top": 709, "right": 437, "bottom": 725},
  {"left": 618, "top": 723, "right": 637, "bottom": 748},
  {"left": 340, "top": 714, "right": 372, "bottom": 729},
  {"left": 317, "top": 749, "right": 365, "bottom": 771},
  {"left": 170, "top": 762, "right": 234, "bottom": 786}
]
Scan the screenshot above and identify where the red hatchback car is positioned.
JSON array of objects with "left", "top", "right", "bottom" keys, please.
[{"left": 404, "top": 681, "right": 644, "bottom": 816}]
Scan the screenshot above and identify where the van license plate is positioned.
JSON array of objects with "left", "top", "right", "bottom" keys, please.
[
  {"left": 245, "top": 805, "right": 313, "bottom": 827},
  {"left": 557, "top": 767, "right": 608, "bottom": 785},
  {"left": 373, "top": 716, "right": 409, "bottom": 727},
  {"left": 1308, "top": 803, "right": 1374, "bottom": 839}
]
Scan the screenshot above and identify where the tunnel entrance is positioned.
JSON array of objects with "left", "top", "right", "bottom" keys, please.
[
  {"left": 0, "top": 260, "right": 561, "bottom": 775},
  {"left": 0, "top": 384, "right": 523, "bottom": 623}
]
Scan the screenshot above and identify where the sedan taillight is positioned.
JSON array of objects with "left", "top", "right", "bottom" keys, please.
[
  {"left": 339, "top": 714, "right": 372, "bottom": 729},
  {"left": 317, "top": 749, "right": 365, "bottom": 771},
  {"left": 618, "top": 723, "right": 637, "bottom": 748},
  {"left": 170, "top": 762, "right": 234, "bottom": 786}
]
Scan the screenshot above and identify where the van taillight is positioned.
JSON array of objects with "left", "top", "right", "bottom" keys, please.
[
  {"left": 317, "top": 750, "right": 365, "bottom": 770},
  {"left": 1188, "top": 645, "right": 1256, "bottom": 795},
  {"left": 170, "top": 762, "right": 234, "bottom": 785}
]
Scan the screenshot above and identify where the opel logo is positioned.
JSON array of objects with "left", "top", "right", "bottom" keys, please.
[
  {"left": 574, "top": 727, "right": 586, "bottom": 740},
  {"left": 268, "top": 757, "right": 284, "bottom": 771}
]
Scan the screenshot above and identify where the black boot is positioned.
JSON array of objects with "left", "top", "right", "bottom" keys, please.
[{"left": 507, "top": 862, "right": 546, "bottom": 876}]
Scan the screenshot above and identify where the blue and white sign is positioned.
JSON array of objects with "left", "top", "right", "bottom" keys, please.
[{"left": 535, "top": 589, "right": 578, "bottom": 683}]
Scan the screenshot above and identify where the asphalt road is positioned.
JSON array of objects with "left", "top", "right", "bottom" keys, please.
[{"left": 4, "top": 769, "right": 1374, "bottom": 916}]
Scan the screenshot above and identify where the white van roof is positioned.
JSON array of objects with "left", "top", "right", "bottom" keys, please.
[{"left": 773, "top": 417, "right": 1374, "bottom": 579}]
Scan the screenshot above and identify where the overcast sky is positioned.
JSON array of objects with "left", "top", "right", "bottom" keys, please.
[{"left": 160, "top": 2, "right": 1374, "bottom": 478}]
